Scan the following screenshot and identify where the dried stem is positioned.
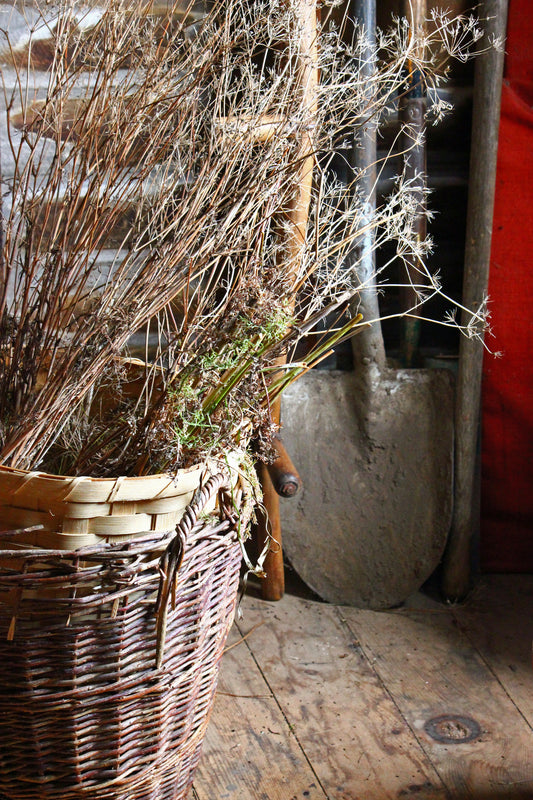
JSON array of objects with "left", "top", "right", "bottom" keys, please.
[{"left": 0, "top": 0, "right": 485, "bottom": 475}]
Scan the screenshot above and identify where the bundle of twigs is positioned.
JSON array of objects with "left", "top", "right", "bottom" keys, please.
[{"left": 0, "top": 0, "right": 486, "bottom": 477}]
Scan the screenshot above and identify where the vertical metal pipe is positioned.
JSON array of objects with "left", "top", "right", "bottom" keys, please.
[
  {"left": 350, "top": 0, "right": 386, "bottom": 371},
  {"left": 400, "top": 0, "right": 427, "bottom": 367},
  {"left": 442, "top": 0, "right": 509, "bottom": 602}
]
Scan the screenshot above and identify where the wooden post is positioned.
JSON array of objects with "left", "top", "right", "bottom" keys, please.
[
  {"left": 256, "top": 459, "right": 286, "bottom": 601},
  {"left": 256, "top": 435, "right": 302, "bottom": 601},
  {"left": 442, "top": 0, "right": 508, "bottom": 602},
  {"left": 258, "top": 0, "right": 318, "bottom": 601}
]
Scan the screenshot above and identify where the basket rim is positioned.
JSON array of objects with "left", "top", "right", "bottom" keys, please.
[
  {"left": 0, "top": 458, "right": 208, "bottom": 486},
  {"left": 0, "top": 453, "right": 242, "bottom": 505},
  {"left": 0, "top": 453, "right": 247, "bottom": 553}
]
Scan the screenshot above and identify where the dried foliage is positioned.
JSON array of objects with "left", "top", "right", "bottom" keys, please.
[{"left": 0, "top": 0, "right": 485, "bottom": 476}]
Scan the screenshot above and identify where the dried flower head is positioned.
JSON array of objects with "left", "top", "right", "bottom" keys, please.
[{"left": 0, "top": 0, "right": 485, "bottom": 475}]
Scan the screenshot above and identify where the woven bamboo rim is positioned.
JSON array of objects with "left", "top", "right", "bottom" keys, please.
[{"left": 0, "top": 454, "right": 241, "bottom": 551}]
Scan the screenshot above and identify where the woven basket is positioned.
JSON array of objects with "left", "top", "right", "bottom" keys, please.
[{"left": 0, "top": 460, "right": 250, "bottom": 800}]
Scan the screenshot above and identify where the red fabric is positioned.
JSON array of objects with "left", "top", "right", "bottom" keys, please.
[{"left": 480, "top": 0, "right": 533, "bottom": 571}]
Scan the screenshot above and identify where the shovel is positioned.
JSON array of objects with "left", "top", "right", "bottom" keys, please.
[{"left": 279, "top": 0, "right": 454, "bottom": 609}]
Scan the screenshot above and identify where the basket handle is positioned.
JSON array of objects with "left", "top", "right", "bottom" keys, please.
[{"left": 155, "top": 471, "right": 231, "bottom": 668}]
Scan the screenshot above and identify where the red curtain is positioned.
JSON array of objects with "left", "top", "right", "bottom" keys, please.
[{"left": 480, "top": 0, "right": 533, "bottom": 570}]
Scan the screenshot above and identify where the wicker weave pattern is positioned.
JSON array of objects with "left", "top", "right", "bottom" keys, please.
[{"left": 0, "top": 471, "right": 247, "bottom": 800}]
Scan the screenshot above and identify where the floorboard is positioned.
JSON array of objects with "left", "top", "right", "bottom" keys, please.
[
  {"left": 192, "top": 575, "right": 533, "bottom": 800},
  {"left": 199, "top": 594, "right": 448, "bottom": 800},
  {"left": 451, "top": 575, "right": 533, "bottom": 729},
  {"left": 342, "top": 592, "right": 533, "bottom": 799},
  {"left": 193, "top": 625, "right": 326, "bottom": 800}
]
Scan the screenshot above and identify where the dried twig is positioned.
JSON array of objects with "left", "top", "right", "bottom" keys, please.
[{"left": 0, "top": 0, "right": 485, "bottom": 476}]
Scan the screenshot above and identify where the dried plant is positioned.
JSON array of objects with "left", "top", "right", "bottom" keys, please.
[{"left": 0, "top": 0, "right": 485, "bottom": 477}]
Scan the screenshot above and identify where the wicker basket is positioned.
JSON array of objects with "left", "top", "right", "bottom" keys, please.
[{"left": 0, "top": 460, "right": 250, "bottom": 800}]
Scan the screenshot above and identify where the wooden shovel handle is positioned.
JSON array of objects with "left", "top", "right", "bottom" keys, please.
[
  {"left": 259, "top": 0, "right": 317, "bottom": 601},
  {"left": 256, "top": 462, "right": 285, "bottom": 601},
  {"left": 266, "top": 437, "right": 302, "bottom": 498}
]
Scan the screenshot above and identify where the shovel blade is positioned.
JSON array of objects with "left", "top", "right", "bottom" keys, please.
[{"left": 280, "top": 368, "right": 454, "bottom": 608}]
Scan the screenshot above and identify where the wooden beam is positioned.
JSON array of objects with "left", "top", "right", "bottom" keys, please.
[{"left": 259, "top": 0, "right": 318, "bottom": 601}]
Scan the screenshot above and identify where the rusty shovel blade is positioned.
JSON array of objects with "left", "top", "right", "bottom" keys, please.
[{"left": 280, "top": 366, "right": 454, "bottom": 608}]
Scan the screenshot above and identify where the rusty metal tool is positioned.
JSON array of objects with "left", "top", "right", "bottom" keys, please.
[{"left": 279, "top": 0, "right": 455, "bottom": 609}]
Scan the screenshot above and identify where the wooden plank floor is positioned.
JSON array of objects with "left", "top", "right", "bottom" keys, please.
[{"left": 192, "top": 574, "right": 533, "bottom": 800}]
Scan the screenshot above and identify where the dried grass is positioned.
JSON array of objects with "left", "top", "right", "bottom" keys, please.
[{"left": 0, "top": 0, "right": 485, "bottom": 476}]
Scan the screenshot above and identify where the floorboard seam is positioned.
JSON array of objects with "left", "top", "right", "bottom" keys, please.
[
  {"left": 334, "top": 605, "right": 453, "bottom": 800},
  {"left": 234, "top": 616, "right": 331, "bottom": 800},
  {"left": 450, "top": 608, "right": 533, "bottom": 735}
]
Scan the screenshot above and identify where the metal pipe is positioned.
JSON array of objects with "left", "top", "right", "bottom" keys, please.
[
  {"left": 350, "top": 0, "right": 386, "bottom": 371},
  {"left": 400, "top": 0, "right": 427, "bottom": 367}
]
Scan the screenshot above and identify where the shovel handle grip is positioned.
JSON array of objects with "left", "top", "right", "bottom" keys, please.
[{"left": 266, "top": 437, "right": 302, "bottom": 498}]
